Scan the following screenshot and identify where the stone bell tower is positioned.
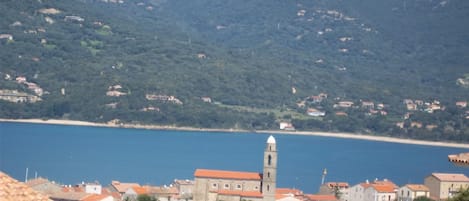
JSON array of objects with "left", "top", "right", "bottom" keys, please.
[{"left": 262, "top": 135, "right": 277, "bottom": 201}]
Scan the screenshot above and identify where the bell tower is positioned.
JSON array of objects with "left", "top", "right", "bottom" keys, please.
[{"left": 262, "top": 135, "right": 277, "bottom": 201}]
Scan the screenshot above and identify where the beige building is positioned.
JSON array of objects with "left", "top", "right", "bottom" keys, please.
[
  {"left": 424, "top": 173, "right": 469, "bottom": 200},
  {"left": 397, "top": 184, "right": 430, "bottom": 201},
  {"left": 193, "top": 135, "right": 278, "bottom": 201},
  {"left": 349, "top": 179, "right": 397, "bottom": 201},
  {"left": 318, "top": 182, "right": 349, "bottom": 201}
]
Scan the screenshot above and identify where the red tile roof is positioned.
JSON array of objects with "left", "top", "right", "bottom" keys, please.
[
  {"left": 82, "top": 194, "right": 112, "bottom": 201},
  {"left": 132, "top": 186, "right": 148, "bottom": 195},
  {"left": 276, "top": 188, "right": 303, "bottom": 196},
  {"left": 216, "top": 190, "right": 263, "bottom": 198},
  {"left": 305, "top": 194, "right": 338, "bottom": 201},
  {"left": 111, "top": 180, "right": 140, "bottom": 193},
  {"left": 405, "top": 184, "right": 429, "bottom": 192},
  {"left": 194, "top": 169, "right": 262, "bottom": 180},
  {"left": 431, "top": 173, "right": 469, "bottom": 182},
  {"left": 372, "top": 185, "right": 396, "bottom": 193},
  {"left": 0, "top": 171, "right": 51, "bottom": 201}
]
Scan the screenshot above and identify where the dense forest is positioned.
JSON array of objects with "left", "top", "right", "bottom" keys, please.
[{"left": 0, "top": 0, "right": 468, "bottom": 142}]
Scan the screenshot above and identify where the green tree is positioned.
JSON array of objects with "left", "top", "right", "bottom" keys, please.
[
  {"left": 137, "top": 194, "right": 157, "bottom": 201},
  {"left": 449, "top": 188, "right": 469, "bottom": 201},
  {"left": 414, "top": 196, "right": 435, "bottom": 201}
]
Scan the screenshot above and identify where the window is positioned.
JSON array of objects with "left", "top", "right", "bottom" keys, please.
[
  {"left": 212, "top": 183, "right": 217, "bottom": 188},
  {"left": 269, "top": 145, "right": 272, "bottom": 151},
  {"left": 267, "top": 185, "right": 270, "bottom": 192},
  {"left": 268, "top": 155, "right": 272, "bottom": 165},
  {"left": 224, "top": 184, "right": 230, "bottom": 189},
  {"left": 268, "top": 172, "right": 270, "bottom": 178},
  {"left": 255, "top": 186, "right": 259, "bottom": 190},
  {"left": 236, "top": 184, "right": 242, "bottom": 189}
]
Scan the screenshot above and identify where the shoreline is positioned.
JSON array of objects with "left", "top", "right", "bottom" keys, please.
[{"left": 1, "top": 118, "right": 468, "bottom": 149}]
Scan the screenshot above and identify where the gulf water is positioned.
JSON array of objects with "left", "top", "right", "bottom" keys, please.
[{"left": 1, "top": 122, "right": 468, "bottom": 193}]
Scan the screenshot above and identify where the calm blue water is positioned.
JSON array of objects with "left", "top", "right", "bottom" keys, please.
[{"left": 1, "top": 122, "right": 468, "bottom": 193}]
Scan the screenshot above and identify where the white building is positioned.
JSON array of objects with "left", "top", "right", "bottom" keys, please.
[{"left": 397, "top": 184, "right": 429, "bottom": 201}]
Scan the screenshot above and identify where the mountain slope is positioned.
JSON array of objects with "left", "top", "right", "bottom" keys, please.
[{"left": 0, "top": 0, "right": 468, "bottom": 141}]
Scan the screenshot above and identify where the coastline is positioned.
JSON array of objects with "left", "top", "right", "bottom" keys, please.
[{"left": 1, "top": 118, "right": 468, "bottom": 149}]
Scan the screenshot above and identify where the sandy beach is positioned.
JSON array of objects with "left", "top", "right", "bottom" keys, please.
[{"left": 1, "top": 118, "right": 468, "bottom": 149}]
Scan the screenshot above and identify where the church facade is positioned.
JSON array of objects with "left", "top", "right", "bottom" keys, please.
[{"left": 193, "top": 135, "right": 278, "bottom": 201}]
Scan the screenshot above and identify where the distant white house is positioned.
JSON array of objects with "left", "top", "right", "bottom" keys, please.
[{"left": 307, "top": 108, "right": 325, "bottom": 117}]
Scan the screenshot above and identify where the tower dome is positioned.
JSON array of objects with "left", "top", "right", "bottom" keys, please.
[{"left": 267, "top": 135, "right": 276, "bottom": 144}]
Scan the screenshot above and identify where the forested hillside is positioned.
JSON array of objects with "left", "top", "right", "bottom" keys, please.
[{"left": 1, "top": 0, "right": 468, "bottom": 142}]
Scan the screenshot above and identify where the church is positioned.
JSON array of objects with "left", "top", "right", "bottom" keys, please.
[{"left": 193, "top": 135, "right": 278, "bottom": 201}]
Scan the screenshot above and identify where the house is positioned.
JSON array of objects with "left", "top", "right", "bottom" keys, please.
[
  {"left": 0, "top": 34, "right": 13, "bottom": 41},
  {"left": 38, "top": 8, "right": 61, "bottom": 14},
  {"left": 146, "top": 185, "right": 179, "bottom": 201},
  {"left": 106, "top": 90, "right": 126, "bottom": 97},
  {"left": 424, "top": 173, "right": 469, "bottom": 200},
  {"left": 309, "top": 96, "right": 323, "bottom": 103},
  {"left": 349, "top": 179, "right": 396, "bottom": 201},
  {"left": 414, "top": 100, "right": 424, "bottom": 105},
  {"left": 0, "top": 171, "right": 51, "bottom": 201},
  {"left": 279, "top": 122, "right": 295, "bottom": 130},
  {"left": 26, "top": 177, "right": 62, "bottom": 195},
  {"left": 456, "top": 101, "right": 467, "bottom": 108},
  {"left": 109, "top": 180, "right": 140, "bottom": 195},
  {"left": 16, "top": 76, "right": 27, "bottom": 83},
  {"left": 361, "top": 101, "right": 374, "bottom": 109},
  {"left": 410, "top": 122, "right": 423, "bottom": 128},
  {"left": 406, "top": 103, "right": 417, "bottom": 111},
  {"left": 397, "top": 184, "right": 430, "bottom": 201},
  {"left": 362, "top": 180, "right": 397, "bottom": 201},
  {"left": 307, "top": 108, "right": 326, "bottom": 117},
  {"left": 426, "top": 125, "right": 438, "bottom": 131},
  {"left": 122, "top": 186, "right": 148, "bottom": 201},
  {"left": 201, "top": 97, "right": 212, "bottom": 103},
  {"left": 395, "top": 122, "right": 404, "bottom": 129},
  {"left": 318, "top": 182, "right": 349, "bottom": 201},
  {"left": 337, "top": 101, "right": 354, "bottom": 108},
  {"left": 335, "top": 112, "right": 347, "bottom": 116},
  {"left": 65, "top": 16, "right": 85, "bottom": 22},
  {"left": 197, "top": 53, "right": 207, "bottom": 59},
  {"left": 173, "top": 179, "right": 194, "bottom": 200}
]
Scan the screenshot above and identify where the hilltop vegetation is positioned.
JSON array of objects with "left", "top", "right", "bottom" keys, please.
[{"left": 0, "top": 0, "right": 468, "bottom": 142}]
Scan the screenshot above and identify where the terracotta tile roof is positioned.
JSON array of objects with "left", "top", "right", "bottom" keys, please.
[
  {"left": 405, "top": 184, "right": 429, "bottom": 192},
  {"left": 25, "top": 177, "right": 49, "bottom": 187},
  {"left": 0, "top": 171, "right": 51, "bottom": 201},
  {"left": 145, "top": 186, "right": 179, "bottom": 195},
  {"left": 276, "top": 188, "right": 303, "bottom": 195},
  {"left": 215, "top": 190, "right": 263, "bottom": 198},
  {"left": 305, "top": 194, "right": 338, "bottom": 201},
  {"left": 82, "top": 194, "right": 112, "bottom": 201},
  {"left": 276, "top": 194, "right": 289, "bottom": 200},
  {"left": 372, "top": 185, "right": 396, "bottom": 193},
  {"left": 194, "top": 169, "right": 262, "bottom": 180},
  {"left": 111, "top": 180, "right": 140, "bottom": 193},
  {"left": 50, "top": 191, "right": 90, "bottom": 201},
  {"left": 431, "top": 173, "right": 469, "bottom": 182},
  {"left": 132, "top": 186, "right": 148, "bottom": 195}
]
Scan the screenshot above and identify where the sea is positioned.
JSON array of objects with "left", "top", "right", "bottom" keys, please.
[{"left": 1, "top": 122, "right": 468, "bottom": 193}]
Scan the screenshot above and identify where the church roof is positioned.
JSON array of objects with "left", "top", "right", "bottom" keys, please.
[
  {"left": 194, "top": 169, "right": 262, "bottom": 180},
  {"left": 267, "top": 135, "right": 276, "bottom": 144}
]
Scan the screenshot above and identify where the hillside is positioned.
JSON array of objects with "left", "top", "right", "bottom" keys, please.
[{"left": 0, "top": 0, "right": 468, "bottom": 142}]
